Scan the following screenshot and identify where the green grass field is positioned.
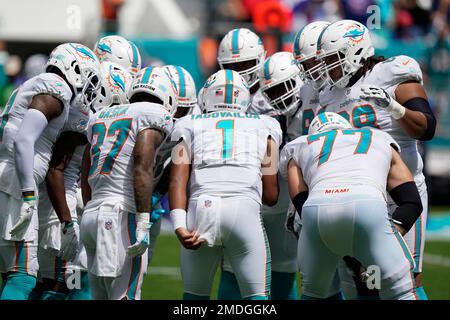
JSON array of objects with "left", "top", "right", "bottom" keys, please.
[
  {"left": 142, "top": 207, "right": 450, "bottom": 300},
  {"left": 1, "top": 209, "right": 448, "bottom": 300}
]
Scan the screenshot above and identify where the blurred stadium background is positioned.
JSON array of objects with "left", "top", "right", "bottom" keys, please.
[{"left": 0, "top": 0, "right": 448, "bottom": 299}]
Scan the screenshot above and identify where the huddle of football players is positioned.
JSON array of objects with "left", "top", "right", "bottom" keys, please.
[{"left": 0, "top": 17, "right": 435, "bottom": 300}]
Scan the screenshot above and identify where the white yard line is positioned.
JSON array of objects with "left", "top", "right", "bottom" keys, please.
[
  {"left": 423, "top": 253, "right": 450, "bottom": 268},
  {"left": 147, "top": 266, "right": 181, "bottom": 278}
]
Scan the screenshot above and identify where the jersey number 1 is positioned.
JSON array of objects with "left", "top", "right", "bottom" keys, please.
[
  {"left": 216, "top": 119, "right": 234, "bottom": 160},
  {"left": 89, "top": 118, "right": 132, "bottom": 175}
]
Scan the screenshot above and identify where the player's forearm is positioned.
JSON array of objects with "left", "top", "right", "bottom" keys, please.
[
  {"left": 133, "top": 167, "right": 154, "bottom": 213},
  {"left": 262, "top": 174, "right": 279, "bottom": 207},
  {"left": 397, "top": 109, "right": 429, "bottom": 140},
  {"left": 81, "top": 144, "right": 92, "bottom": 205},
  {"left": 14, "top": 109, "right": 48, "bottom": 193},
  {"left": 46, "top": 168, "right": 72, "bottom": 223},
  {"left": 168, "top": 183, "right": 187, "bottom": 210},
  {"left": 168, "top": 162, "right": 189, "bottom": 210}
]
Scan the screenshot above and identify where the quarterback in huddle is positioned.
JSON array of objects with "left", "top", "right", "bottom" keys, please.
[{"left": 0, "top": 17, "right": 435, "bottom": 301}]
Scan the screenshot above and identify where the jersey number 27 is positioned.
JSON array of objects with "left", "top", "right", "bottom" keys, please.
[{"left": 89, "top": 118, "right": 132, "bottom": 175}]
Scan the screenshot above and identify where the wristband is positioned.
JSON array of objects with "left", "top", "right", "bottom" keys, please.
[
  {"left": 23, "top": 195, "right": 36, "bottom": 202},
  {"left": 170, "top": 209, "right": 187, "bottom": 230},
  {"left": 388, "top": 99, "right": 406, "bottom": 120},
  {"left": 136, "top": 212, "right": 151, "bottom": 229}
]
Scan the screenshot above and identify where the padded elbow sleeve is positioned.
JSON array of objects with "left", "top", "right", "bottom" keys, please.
[
  {"left": 14, "top": 108, "right": 48, "bottom": 192},
  {"left": 389, "top": 181, "right": 423, "bottom": 233},
  {"left": 292, "top": 191, "right": 308, "bottom": 219},
  {"left": 403, "top": 97, "right": 436, "bottom": 141}
]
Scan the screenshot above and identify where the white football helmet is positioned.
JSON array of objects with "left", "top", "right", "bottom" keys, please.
[
  {"left": 197, "top": 86, "right": 205, "bottom": 112},
  {"left": 94, "top": 35, "right": 142, "bottom": 76},
  {"left": 308, "top": 112, "right": 352, "bottom": 135},
  {"left": 93, "top": 62, "right": 133, "bottom": 112},
  {"left": 163, "top": 65, "right": 197, "bottom": 118},
  {"left": 316, "top": 20, "right": 375, "bottom": 88},
  {"left": 260, "top": 52, "right": 303, "bottom": 116},
  {"left": 293, "top": 21, "right": 330, "bottom": 88},
  {"left": 217, "top": 28, "right": 266, "bottom": 89},
  {"left": 46, "top": 43, "right": 101, "bottom": 112},
  {"left": 130, "top": 66, "right": 178, "bottom": 115},
  {"left": 201, "top": 69, "right": 250, "bottom": 113}
]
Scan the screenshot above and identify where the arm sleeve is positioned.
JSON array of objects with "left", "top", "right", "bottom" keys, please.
[
  {"left": 403, "top": 97, "right": 436, "bottom": 141},
  {"left": 389, "top": 181, "right": 423, "bottom": 232},
  {"left": 279, "top": 139, "right": 303, "bottom": 179},
  {"left": 14, "top": 108, "right": 48, "bottom": 192}
]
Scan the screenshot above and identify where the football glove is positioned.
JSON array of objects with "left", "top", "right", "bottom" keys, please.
[
  {"left": 10, "top": 197, "right": 36, "bottom": 239},
  {"left": 59, "top": 221, "right": 79, "bottom": 262},
  {"left": 127, "top": 212, "right": 150, "bottom": 258},
  {"left": 360, "top": 85, "right": 405, "bottom": 119}
]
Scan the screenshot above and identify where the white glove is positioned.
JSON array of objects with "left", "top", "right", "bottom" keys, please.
[
  {"left": 10, "top": 198, "right": 36, "bottom": 239},
  {"left": 360, "top": 85, "right": 406, "bottom": 119},
  {"left": 59, "top": 221, "right": 79, "bottom": 262},
  {"left": 127, "top": 213, "right": 151, "bottom": 258}
]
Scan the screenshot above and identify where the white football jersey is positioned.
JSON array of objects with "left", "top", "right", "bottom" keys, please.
[
  {"left": 0, "top": 73, "right": 72, "bottom": 197},
  {"left": 319, "top": 55, "right": 425, "bottom": 188},
  {"left": 280, "top": 128, "right": 400, "bottom": 200},
  {"left": 171, "top": 111, "right": 282, "bottom": 204},
  {"left": 60, "top": 108, "right": 91, "bottom": 195},
  {"left": 286, "top": 81, "right": 324, "bottom": 141},
  {"left": 246, "top": 89, "right": 276, "bottom": 116},
  {"left": 87, "top": 102, "right": 173, "bottom": 211}
]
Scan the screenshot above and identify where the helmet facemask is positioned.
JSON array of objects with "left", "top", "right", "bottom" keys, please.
[
  {"left": 297, "top": 57, "right": 327, "bottom": 90},
  {"left": 80, "top": 70, "right": 101, "bottom": 112},
  {"left": 220, "top": 56, "right": 263, "bottom": 90},
  {"left": 320, "top": 47, "right": 358, "bottom": 89},
  {"left": 262, "top": 77, "right": 300, "bottom": 116}
]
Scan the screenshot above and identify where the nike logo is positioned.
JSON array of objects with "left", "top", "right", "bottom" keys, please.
[{"left": 401, "top": 59, "right": 411, "bottom": 66}]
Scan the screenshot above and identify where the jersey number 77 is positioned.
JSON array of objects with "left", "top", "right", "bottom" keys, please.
[{"left": 307, "top": 129, "right": 373, "bottom": 166}]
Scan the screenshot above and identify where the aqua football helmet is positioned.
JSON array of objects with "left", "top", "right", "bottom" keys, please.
[
  {"left": 94, "top": 35, "right": 142, "bottom": 76},
  {"left": 316, "top": 20, "right": 375, "bottom": 88},
  {"left": 308, "top": 112, "right": 352, "bottom": 135},
  {"left": 163, "top": 65, "right": 197, "bottom": 119},
  {"left": 201, "top": 69, "right": 250, "bottom": 113},
  {"left": 130, "top": 66, "right": 178, "bottom": 115},
  {"left": 93, "top": 62, "right": 133, "bottom": 112},
  {"left": 293, "top": 21, "right": 330, "bottom": 89},
  {"left": 260, "top": 52, "right": 302, "bottom": 116},
  {"left": 217, "top": 28, "right": 266, "bottom": 89},
  {"left": 46, "top": 43, "right": 101, "bottom": 112}
]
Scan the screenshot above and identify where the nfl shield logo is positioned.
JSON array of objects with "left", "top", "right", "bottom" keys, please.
[
  {"left": 204, "top": 200, "right": 212, "bottom": 208},
  {"left": 105, "top": 220, "right": 113, "bottom": 230}
]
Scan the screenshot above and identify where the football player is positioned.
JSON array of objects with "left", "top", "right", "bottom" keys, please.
[
  {"left": 37, "top": 61, "right": 131, "bottom": 300},
  {"left": 0, "top": 43, "right": 100, "bottom": 300},
  {"left": 216, "top": 28, "right": 299, "bottom": 300},
  {"left": 169, "top": 69, "right": 281, "bottom": 300},
  {"left": 146, "top": 65, "right": 199, "bottom": 265},
  {"left": 317, "top": 19, "right": 436, "bottom": 299},
  {"left": 258, "top": 51, "right": 305, "bottom": 300},
  {"left": 80, "top": 66, "right": 175, "bottom": 300},
  {"left": 280, "top": 112, "right": 422, "bottom": 300},
  {"left": 292, "top": 21, "right": 375, "bottom": 300}
]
